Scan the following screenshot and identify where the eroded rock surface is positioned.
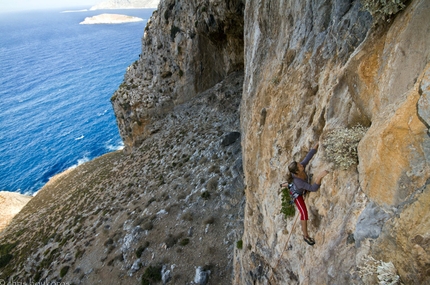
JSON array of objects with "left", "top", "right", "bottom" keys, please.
[{"left": 237, "top": 0, "right": 430, "bottom": 284}]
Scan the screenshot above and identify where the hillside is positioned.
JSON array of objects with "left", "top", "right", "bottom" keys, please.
[{"left": 0, "top": 72, "right": 245, "bottom": 284}]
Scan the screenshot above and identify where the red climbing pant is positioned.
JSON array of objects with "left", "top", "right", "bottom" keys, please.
[{"left": 295, "top": 195, "right": 308, "bottom": 220}]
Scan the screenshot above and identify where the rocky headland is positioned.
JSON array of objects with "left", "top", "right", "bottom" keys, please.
[
  {"left": 1, "top": 0, "right": 429, "bottom": 284},
  {"left": 0, "top": 192, "right": 32, "bottom": 233},
  {"left": 80, "top": 14, "right": 143, "bottom": 24}
]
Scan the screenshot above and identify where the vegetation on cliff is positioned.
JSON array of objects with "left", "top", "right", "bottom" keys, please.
[
  {"left": 323, "top": 125, "right": 368, "bottom": 170},
  {"left": 362, "top": 0, "right": 408, "bottom": 23}
]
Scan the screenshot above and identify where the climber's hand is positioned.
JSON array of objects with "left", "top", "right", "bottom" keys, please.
[
  {"left": 312, "top": 142, "right": 319, "bottom": 150},
  {"left": 316, "top": 170, "right": 329, "bottom": 184}
]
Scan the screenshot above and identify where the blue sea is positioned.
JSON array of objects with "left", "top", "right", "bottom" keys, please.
[{"left": 0, "top": 7, "right": 154, "bottom": 195}]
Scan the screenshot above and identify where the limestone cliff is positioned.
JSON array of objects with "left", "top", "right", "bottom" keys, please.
[
  {"left": 111, "top": 0, "right": 244, "bottom": 150},
  {"left": 237, "top": 0, "right": 430, "bottom": 284}
]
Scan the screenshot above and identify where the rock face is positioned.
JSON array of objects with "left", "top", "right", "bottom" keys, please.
[
  {"left": 111, "top": 0, "right": 244, "bottom": 150},
  {"left": 237, "top": 0, "right": 430, "bottom": 284}
]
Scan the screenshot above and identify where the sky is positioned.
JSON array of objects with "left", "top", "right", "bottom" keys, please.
[{"left": 0, "top": 0, "right": 100, "bottom": 12}]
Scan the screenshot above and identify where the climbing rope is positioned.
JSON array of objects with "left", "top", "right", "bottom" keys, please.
[{"left": 268, "top": 193, "right": 306, "bottom": 284}]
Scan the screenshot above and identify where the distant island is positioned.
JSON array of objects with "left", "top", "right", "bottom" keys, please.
[
  {"left": 90, "top": 0, "right": 160, "bottom": 10},
  {"left": 80, "top": 14, "right": 143, "bottom": 24}
]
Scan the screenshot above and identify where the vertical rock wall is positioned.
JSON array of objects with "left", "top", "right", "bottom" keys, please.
[
  {"left": 237, "top": 0, "right": 430, "bottom": 284},
  {"left": 351, "top": 1, "right": 430, "bottom": 283},
  {"left": 111, "top": 0, "right": 244, "bottom": 150}
]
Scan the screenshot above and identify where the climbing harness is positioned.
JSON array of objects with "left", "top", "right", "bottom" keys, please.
[
  {"left": 288, "top": 182, "right": 300, "bottom": 201},
  {"left": 280, "top": 181, "right": 300, "bottom": 201}
]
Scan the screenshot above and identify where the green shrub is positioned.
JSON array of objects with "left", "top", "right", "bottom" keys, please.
[
  {"left": 60, "top": 265, "right": 70, "bottom": 277},
  {"left": 323, "top": 125, "right": 368, "bottom": 169},
  {"left": 0, "top": 243, "right": 17, "bottom": 255},
  {"left": 75, "top": 249, "right": 85, "bottom": 259},
  {"left": 136, "top": 241, "right": 150, "bottom": 258},
  {"left": 0, "top": 243, "right": 17, "bottom": 268},
  {"left": 104, "top": 238, "right": 114, "bottom": 247},
  {"left": 142, "top": 221, "right": 154, "bottom": 231},
  {"left": 236, "top": 240, "right": 243, "bottom": 249},
  {"left": 201, "top": 191, "right": 210, "bottom": 200},
  {"left": 34, "top": 271, "right": 42, "bottom": 282},
  {"left": 181, "top": 212, "right": 193, "bottom": 221},
  {"left": 0, "top": 254, "right": 13, "bottom": 268},
  {"left": 146, "top": 197, "right": 156, "bottom": 207},
  {"left": 271, "top": 77, "right": 280, "bottom": 85},
  {"left": 165, "top": 233, "right": 183, "bottom": 248},
  {"left": 280, "top": 188, "right": 295, "bottom": 218},
  {"left": 361, "top": 0, "right": 407, "bottom": 23},
  {"left": 141, "top": 265, "right": 162, "bottom": 285},
  {"left": 208, "top": 165, "right": 220, "bottom": 174},
  {"left": 179, "top": 238, "right": 190, "bottom": 246},
  {"left": 206, "top": 177, "right": 218, "bottom": 192},
  {"left": 203, "top": 216, "right": 215, "bottom": 225}
]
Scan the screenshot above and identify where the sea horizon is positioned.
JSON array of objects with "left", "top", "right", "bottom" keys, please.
[{"left": 0, "top": 7, "right": 155, "bottom": 195}]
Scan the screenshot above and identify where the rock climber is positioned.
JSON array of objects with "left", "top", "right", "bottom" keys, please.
[{"left": 280, "top": 142, "right": 329, "bottom": 246}]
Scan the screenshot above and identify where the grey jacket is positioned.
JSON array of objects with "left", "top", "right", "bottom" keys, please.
[{"left": 292, "top": 148, "right": 320, "bottom": 196}]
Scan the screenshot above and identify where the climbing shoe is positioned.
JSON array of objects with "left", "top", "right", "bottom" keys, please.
[{"left": 303, "top": 236, "right": 315, "bottom": 246}]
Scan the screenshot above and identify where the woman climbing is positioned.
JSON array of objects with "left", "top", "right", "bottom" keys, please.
[{"left": 280, "top": 142, "right": 329, "bottom": 246}]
